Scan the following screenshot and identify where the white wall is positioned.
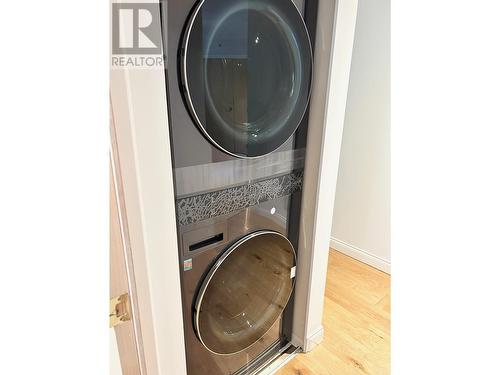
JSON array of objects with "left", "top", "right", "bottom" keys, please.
[{"left": 330, "top": 0, "right": 391, "bottom": 273}]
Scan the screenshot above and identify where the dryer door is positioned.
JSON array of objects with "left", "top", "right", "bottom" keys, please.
[
  {"left": 194, "top": 230, "right": 296, "bottom": 355},
  {"left": 181, "top": 0, "right": 313, "bottom": 158}
]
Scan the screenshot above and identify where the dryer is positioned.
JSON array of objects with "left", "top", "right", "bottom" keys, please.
[{"left": 160, "top": 0, "right": 315, "bottom": 373}]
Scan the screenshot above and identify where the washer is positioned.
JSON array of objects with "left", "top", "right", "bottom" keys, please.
[{"left": 160, "top": 0, "right": 315, "bottom": 373}]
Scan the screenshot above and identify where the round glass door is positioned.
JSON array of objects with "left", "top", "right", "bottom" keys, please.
[
  {"left": 194, "top": 231, "right": 296, "bottom": 355},
  {"left": 181, "top": 0, "right": 313, "bottom": 158}
]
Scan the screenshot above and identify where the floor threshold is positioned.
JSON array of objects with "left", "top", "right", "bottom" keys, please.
[{"left": 257, "top": 345, "right": 302, "bottom": 375}]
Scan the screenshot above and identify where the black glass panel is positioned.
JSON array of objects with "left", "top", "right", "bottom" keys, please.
[{"left": 182, "top": 0, "right": 312, "bottom": 158}]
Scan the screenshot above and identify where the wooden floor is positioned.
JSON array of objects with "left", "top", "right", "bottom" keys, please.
[{"left": 277, "top": 249, "right": 390, "bottom": 375}]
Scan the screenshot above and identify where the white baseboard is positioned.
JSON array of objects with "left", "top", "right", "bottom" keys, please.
[
  {"left": 330, "top": 237, "right": 391, "bottom": 274},
  {"left": 290, "top": 324, "right": 324, "bottom": 354},
  {"left": 291, "top": 326, "right": 324, "bottom": 353},
  {"left": 304, "top": 326, "right": 324, "bottom": 352}
]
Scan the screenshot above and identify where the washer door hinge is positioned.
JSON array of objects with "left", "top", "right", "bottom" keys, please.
[{"left": 109, "top": 292, "right": 131, "bottom": 328}]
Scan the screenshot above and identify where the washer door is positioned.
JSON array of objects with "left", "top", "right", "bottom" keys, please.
[
  {"left": 194, "top": 231, "right": 296, "bottom": 355},
  {"left": 181, "top": 0, "right": 313, "bottom": 158}
]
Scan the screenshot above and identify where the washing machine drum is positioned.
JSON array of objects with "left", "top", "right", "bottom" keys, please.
[
  {"left": 194, "top": 231, "right": 296, "bottom": 355},
  {"left": 181, "top": 0, "right": 313, "bottom": 158}
]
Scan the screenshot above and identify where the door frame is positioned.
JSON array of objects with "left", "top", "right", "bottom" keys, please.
[
  {"left": 109, "top": 0, "right": 358, "bottom": 372},
  {"left": 110, "top": 65, "right": 187, "bottom": 375},
  {"left": 291, "top": 0, "right": 359, "bottom": 352}
]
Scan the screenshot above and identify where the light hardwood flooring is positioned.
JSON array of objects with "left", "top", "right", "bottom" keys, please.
[{"left": 277, "top": 249, "right": 391, "bottom": 375}]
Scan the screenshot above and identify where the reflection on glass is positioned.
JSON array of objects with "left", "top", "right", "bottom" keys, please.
[
  {"left": 184, "top": 0, "right": 312, "bottom": 157},
  {"left": 196, "top": 231, "right": 296, "bottom": 355}
]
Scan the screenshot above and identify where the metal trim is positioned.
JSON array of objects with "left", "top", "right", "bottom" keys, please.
[
  {"left": 233, "top": 340, "right": 286, "bottom": 375},
  {"left": 180, "top": 0, "right": 314, "bottom": 159},
  {"left": 193, "top": 230, "right": 297, "bottom": 355},
  {"left": 252, "top": 344, "right": 302, "bottom": 375}
]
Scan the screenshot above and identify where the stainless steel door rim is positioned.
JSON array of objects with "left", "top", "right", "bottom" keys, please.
[
  {"left": 193, "top": 230, "right": 297, "bottom": 355},
  {"left": 180, "top": 0, "right": 313, "bottom": 158}
]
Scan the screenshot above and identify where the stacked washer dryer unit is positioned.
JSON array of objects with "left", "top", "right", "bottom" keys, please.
[{"left": 162, "top": 0, "right": 314, "bottom": 373}]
